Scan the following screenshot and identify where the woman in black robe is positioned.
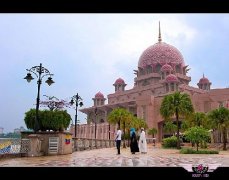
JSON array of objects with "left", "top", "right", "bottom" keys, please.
[{"left": 130, "top": 128, "right": 139, "bottom": 154}]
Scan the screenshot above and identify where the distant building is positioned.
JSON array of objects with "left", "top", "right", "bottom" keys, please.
[
  {"left": 14, "top": 126, "right": 26, "bottom": 134},
  {"left": 0, "top": 127, "right": 3, "bottom": 134},
  {"left": 14, "top": 128, "right": 20, "bottom": 134}
]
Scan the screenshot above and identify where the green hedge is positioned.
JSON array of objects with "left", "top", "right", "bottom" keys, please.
[
  {"left": 24, "top": 109, "right": 71, "bottom": 132},
  {"left": 180, "top": 148, "right": 219, "bottom": 154},
  {"left": 162, "top": 136, "right": 178, "bottom": 148}
]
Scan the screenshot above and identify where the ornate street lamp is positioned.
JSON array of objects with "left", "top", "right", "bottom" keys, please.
[
  {"left": 70, "top": 93, "right": 83, "bottom": 137},
  {"left": 24, "top": 63, "right": 54, "bottom": 132}
]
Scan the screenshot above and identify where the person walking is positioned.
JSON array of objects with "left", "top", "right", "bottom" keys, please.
[
  {"left": 139, "top": 127, "right": 147, "bottom": 154},
  {"left": 115, "top": 127, "right": 122, "bottom": 155},
  {"left": 130, "top": 128, "right": 139, "bottom": 154}
]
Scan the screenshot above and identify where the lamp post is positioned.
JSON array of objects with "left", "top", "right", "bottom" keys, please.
[
  {"left": 70, "top": 93, "right": 83, "bottom": 138},
  {"left": 24, "top": 63, "right": 54, "bottom": 132},
  {"left": 94, "top": 107, "right": 97, "bottom": 139}
]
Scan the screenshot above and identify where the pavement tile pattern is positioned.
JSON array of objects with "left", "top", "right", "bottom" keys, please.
[{"left": 1, "top": 145, "right": 229, "bottom": 167}]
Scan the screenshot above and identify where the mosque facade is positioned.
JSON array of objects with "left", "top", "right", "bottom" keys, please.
[{"left": 71, "top": 23, "right": 229, "bottom": 141}]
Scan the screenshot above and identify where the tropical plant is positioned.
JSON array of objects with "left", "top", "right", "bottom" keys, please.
[
  {"left": 108, "top": 108, "right": 132, "bottom": 148},
  {"left": 163, "top": 121, "right": 177, "bottom": 136},
  {"left": 160, "top": 92, "right": 194, "bottom": 149},
  {"left": 186, "top": 112, "right": 210, "bottom": 129},
  {"left": 208, "top": 107, "right": 229, "bottom": 150},
  {"left": 148, "top": 128, "right": 158, "bottom": 138},
  {"left": 184, "top": 126, "right": 210, "bottom": 151}
]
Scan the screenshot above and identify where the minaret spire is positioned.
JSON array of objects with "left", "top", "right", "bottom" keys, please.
[
  {"left": 158, "top": 21, "right": 162, "bottom": 42},
  {"left": 203, "top": 73, "right": 205, "bottom": 78}
]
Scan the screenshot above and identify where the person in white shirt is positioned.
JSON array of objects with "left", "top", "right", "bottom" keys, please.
[
  {"left": 115, "top": 127, "right": 122, "bottom": 155},
  {"left": 139, "top": 127, "right": 147, "bottom": 154}
]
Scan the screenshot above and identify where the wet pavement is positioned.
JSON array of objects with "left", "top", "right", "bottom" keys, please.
[{"left": 1, "top": 144, "right": 229, "bottom": 168}]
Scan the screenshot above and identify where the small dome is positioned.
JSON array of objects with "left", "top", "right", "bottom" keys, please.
[
  {"left": 165, "top": 74, "right": 179, "bottom": 83},
  {"left": 199, "top": 76, "right": 210, "bottom": 84},
  {"left": 95, "top": 91, "right": 104, "bottom": 99},
  {"left": 161, "top": 64, "right": 173, "bottom": 72},
  {"left": 114, "top": 78, "right": 125, "bottom": 85}
]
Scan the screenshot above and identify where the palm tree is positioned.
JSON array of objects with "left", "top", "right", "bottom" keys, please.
[
  {"left": 148, "top": 128, "right": 158, "bottom": 146},
  {"left": 108, "top": 108, "right": 132, "bottom": 148},
  {"left": 160, "top": 91, "right": 194, "bottom": 149},
  {"left": 163, "top": 121, "right": 177, "bottom": 136},
  {"left": 148, "top": 128, "right": 158, "bottom": 138},
  {"left": 208, "top": 107, "right": 229, "bottom": 150},
  {"left": 187, "top": 112, "right": 209, "bottom": 129}
]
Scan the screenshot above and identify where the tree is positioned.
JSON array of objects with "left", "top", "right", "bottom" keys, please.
[
  {"left": 148, "top": 128, "right": 157, "bottom": 138},
  {"left": 160, "top": 91, "right": 194, "bottom": 149},
  {"left": 40, "top": 95, "right": 71, "bottom": 111},
  {"left": 208, "top": 107, "right": 229, "bottom": 150},
  {"left": 163, "top": 121, "right": 177, "bottom": 136},
  {"left": 148, "top": 128, "right": 158, "bottom": 146},
  {"left": 187, "top": 112, "right": 210, "bottom": 129},
  {"left": 184, "top": 126, "right": 210, "bottom": 151},
  {"left": 108, "top": 108, "right": 132, "bottom": 148}
]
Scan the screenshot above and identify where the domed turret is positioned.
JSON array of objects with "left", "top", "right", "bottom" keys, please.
[
  {"left": 164, "top": 74, "right": 179, "bottom": 92},
  {"left": 95, "top": 92, "right": 104, "bottom": 99},
  {"left": 113, "top": 78, "right": 127, "bottom": 92},
  {"left": 165, "top": 74, "right": 179, "bottom": 83},
  {"left": 197, "top": 74, "right": 211, "bottom": 90},
  {"left": 161, "top": 64, "right": 173, "bottom": 72},
  {"left": 92, "top": 91, "right": 106, "bottom": 106},
  {"left": 114, "top": 78, "right": 125, "bottom": 85}
]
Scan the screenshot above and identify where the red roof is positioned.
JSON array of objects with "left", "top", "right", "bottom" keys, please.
[
  {"left": 114, "top": 78, "right": 125, "bottom": 85},
  {"left": 95, "top": 91, "right": 104, "bottom": 99},
  {"left": 199, "top": 77, "right": 210, "bottom": 84}
]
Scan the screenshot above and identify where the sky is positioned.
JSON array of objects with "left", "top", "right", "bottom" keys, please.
[{"left": 0, "top": 13, "right": 229, "bottom": 133}]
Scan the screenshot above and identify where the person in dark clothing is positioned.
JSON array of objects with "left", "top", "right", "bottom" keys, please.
[{"left": 130, "top": 128, "right": 139, "bottom": 154}]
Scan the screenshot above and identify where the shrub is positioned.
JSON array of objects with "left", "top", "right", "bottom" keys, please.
[
  {"left": 162, "top": 136, "right": 178, "bottom": 148},
  {"left": 24, "top": 109, "right": 71, "bottom": 132},
  {"left": 180, "top": 148, "right": 219, "bottom": 154}
]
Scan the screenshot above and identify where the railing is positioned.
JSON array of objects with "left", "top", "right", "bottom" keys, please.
[{"left": 72, "top": 138, "right": 116, "bottom": 151}]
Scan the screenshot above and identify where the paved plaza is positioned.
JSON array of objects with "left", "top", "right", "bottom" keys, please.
[{"left": 1, "top": 144, "right": 229, "bottom": 169}]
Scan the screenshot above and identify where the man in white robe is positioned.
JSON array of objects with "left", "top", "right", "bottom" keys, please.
[{"left": 139, "top": 128, "right": 147, "bottom": 154}]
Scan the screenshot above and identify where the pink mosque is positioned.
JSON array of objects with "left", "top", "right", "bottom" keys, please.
[{"left": 71, "top": 22, "right": 229, "bottom": 142}]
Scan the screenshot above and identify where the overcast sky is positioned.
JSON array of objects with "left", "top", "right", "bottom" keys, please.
[{"left": 0, "top": 14, "right": 229, "bottom": 133}]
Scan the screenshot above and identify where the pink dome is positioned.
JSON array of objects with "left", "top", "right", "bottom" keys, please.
[
  {"left": 138, "top": 42, "right": 185, "bottom": 68},
  {"left": 161, "top": 64, "right": 173, "bottom": 72},
  {"left": 95, "top": 91, "right": 104, "bottom": 99},
  {"left": 165, "top": 74, "right": 179, "bottom": 83},
  {"left": 199, "top": 77, "right": 210, "bottom": 84},
  {"left": 114, "top": 78, "right": 125, "bottom": 85},
  {"left": 198, "top": 74, "right": 210, "bottom": 84}
]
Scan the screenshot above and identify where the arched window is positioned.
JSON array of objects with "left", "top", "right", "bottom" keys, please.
[
  {"left": 139, "top": 68, "right": 144, "bottom": 76},
  {"left": 166, "top": 83, "right": 169, "bottom": 92},
  {"left": 146, "top": 65, "right": 152, "bottom": 74},
  {"left": 155, "top": 64, "right": 162, "bottom": 73},
  {"left": 176, "top": 65, "right": 181, "bottom": 73},
  {"left": 171, "top": 83, "right": 175, "bottom": 91}
]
